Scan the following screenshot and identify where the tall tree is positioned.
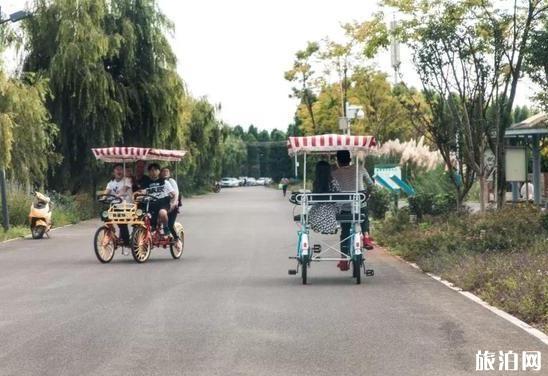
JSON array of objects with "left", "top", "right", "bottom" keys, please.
[
  {"left": 525, "top": 18, "right": 548, "bottom": 110},
  {"left": 0, "top": 19, "right": 58, "bottom": 189},
  {"left": 385, "top": 0, "right": 548, "bottom": 209},
  {"left": 23, "top": 0, "right": 184, "bottom": 192},
  {"left": 284, "top": 42, "right": 320, "bottom": 132},
  {"left": 0, "top": 71, "right": 59, "bottom": 189}
]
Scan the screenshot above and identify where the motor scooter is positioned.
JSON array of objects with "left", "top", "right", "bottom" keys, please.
[{"left": 29, "top": 192, "right": 53, "bottom": 239}]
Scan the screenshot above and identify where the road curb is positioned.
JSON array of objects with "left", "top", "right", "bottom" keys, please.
[
  {"left": 1, "top": 220, "right": 96, "bottom": 244},
  {"left": 388, "top": 252, "right": 548, "bottom": 346}
]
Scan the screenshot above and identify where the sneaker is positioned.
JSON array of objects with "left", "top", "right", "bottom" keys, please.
[{"left": 363, "top": 234, "right": 374, "bottom": 250}]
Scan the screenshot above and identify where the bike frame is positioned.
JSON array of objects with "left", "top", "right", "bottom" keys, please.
[
  {"left": 136, "top": 199, "right": 173, "bottom": 249},
  {"left": 295, "top": 152, "right": 366, "bottom": 266}
]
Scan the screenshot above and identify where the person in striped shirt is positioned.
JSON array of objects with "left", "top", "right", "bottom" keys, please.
[{"left": 331, "top": 151, "right": 374, "bottom": 270}]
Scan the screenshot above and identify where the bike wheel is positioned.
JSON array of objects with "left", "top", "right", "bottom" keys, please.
[
  {"left": 94, "top": 226, "right": 115, "bottom": 263},
  {"left": 31, "top": 225, "right": 46, "bottom": 240},
  {"left": 169, "top": 229, "right": 184, "bottom": 259},
  {"left": 131, "top": 226, "right": 151, "bottom": 263},
  {"left": 353, "top": 255, "right": 362, "bottom": 285},
  {"left": 301, "top": 256, "right": 308, "bottom": 285}
]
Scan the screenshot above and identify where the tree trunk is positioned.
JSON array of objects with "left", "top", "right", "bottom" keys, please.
[{"left": 479, "top": 174, "right": 487, "bottom": 213}]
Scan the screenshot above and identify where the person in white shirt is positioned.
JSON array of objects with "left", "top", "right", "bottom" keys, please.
[
  {"left": 161, "top": 167, "right": 181, "bottom": 246},
  {"left": 104, "top": 164, "right": 132, "bottom": 245},
  {"left": 520, "top": 182, "right": 534, "bottom": 201}
]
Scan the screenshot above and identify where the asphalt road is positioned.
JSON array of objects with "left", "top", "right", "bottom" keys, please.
[{"left": 0, "top": 187, "right": 545, "bottom": 376}]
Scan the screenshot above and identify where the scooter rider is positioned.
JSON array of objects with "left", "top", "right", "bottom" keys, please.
[
  {"left": 105, "top": 163, "right": 132, "bottom": 245},
  {"left": 139, "top": 163, "right": 176, "bottom": 237},
  {"left": 160, "top": 167, "right": 181, "bottom": 241}
]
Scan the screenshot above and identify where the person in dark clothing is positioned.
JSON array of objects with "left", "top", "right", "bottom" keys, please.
[{"left": 138, "top": 163, "right": 175, "bottom": 235}]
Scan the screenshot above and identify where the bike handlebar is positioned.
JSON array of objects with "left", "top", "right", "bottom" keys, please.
[
  {"left": 97, "top": 194, "right": 123, "bottom": 205},
  {"left": 133, "top": 193, "right": 159, "bottom": 203}
]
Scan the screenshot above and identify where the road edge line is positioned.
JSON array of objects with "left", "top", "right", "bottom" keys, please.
[
  {"left": 391, "top": 253, "right": 548, "bottom": 346},
  {"left": 1, "top": 220, "right": 93, "bottom": 243}
]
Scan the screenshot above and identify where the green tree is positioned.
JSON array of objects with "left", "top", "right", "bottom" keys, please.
[
  {"left": 526, "top": 18, "right": 548, "bottom": 110},
  {"left": 220, "top": 134, "right": 247, "bottom": 177},
  {"left": 285, "top": 41, "right": 320, "bottom": 132},
  {"left": 179, "top": 98, "right": 222, "bottom": 192},
  {"left": 385, "top": 0, "right": 547, "bottom": 209},
  {"left": 296, "top": 83, "right": 340, "bottom": 135},
  {"left": 349, "top": 68, "right": 415, "bottom": 142},
  {"left": 23, "top": 0, "right": 184, "bottom": 192},
  {"left": 0, "top": 71, "right": 59, "bottom": 188}
]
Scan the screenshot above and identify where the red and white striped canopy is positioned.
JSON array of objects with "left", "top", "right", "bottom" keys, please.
[
  {"left": 92, "top": 147, "right": 187, "bottom": 162},
  {"left": 287, "top": 134, "right": 377, "bottom": 156}
]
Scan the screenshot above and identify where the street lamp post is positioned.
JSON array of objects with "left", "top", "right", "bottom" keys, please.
[{"left": 0, "top": 6, "right": 32, "bottom": 230}]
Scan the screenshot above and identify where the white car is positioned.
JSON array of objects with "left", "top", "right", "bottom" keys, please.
[
  {"left": 256, "top": 178, "right": 266, "bottom": 185},
  {"left": 246, "top": 178, "right": 257, "bottom": 186},
  {"left": 220, "top": 177, "right": 239, "bottom": 188}
]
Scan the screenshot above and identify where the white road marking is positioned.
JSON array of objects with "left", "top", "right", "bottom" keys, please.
[{"left": 392, "top": 254, "right": 548, "bottom": 346}]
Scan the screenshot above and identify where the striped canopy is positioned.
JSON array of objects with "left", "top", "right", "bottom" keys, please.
[
  {"left": 92, "top": 147, "right": 187, "bottom": 162},
  {"left": 287, "top": 134, "right": 377, "bottom": 156}
]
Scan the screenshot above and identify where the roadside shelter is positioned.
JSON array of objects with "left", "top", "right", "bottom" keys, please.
[{"left": 505, "top": 112, "right": 548, "bottom": 205}]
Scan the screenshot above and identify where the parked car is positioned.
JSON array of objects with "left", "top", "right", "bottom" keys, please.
[
  {"left": 256, "top": 178, "right": 266, "bottom": 186},
  {"left": 246, "top": 177, "right": 257, "bottom": 186},
  {"left": 220, "top": 177, "right": 240, "bottom": 188},
  {"left": 259, "top": 177, "right": 272, "bottom": 185}
]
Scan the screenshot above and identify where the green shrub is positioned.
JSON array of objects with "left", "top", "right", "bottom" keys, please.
[
  {"left": 378, "top": 206, "right": 548, "bottom": 332},
  {"left": 0, "top": 190, "right": 32, "bottom": 227},
  {"left": 368, "top": 185, "right": 391, "bottom": 219},
  {"left": 0, "top": 188, "right": 98, "bottom": 233},
  {"left": 541, "top": 212, "right": 548, "bottom": 231},
  {"left": 408, "top": 166, "right": 457, "bottom": 218}
]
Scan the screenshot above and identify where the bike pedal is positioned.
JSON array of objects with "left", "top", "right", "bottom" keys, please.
[
  {"left": 288, "top": 269, "right": 297, "bottom": 275},
  {"left": 365, "top": 269, "right": 374, "bottom": 277}
]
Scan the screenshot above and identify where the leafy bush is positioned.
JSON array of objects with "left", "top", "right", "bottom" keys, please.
[
  {"left": 0, "top": 188, "right": 97, "bottom": 234},
  {"left": 0, "top": 190, "right": 32, "bottom": 227},
  {"left": 368, "top": 185, "right": 391, "bottom": 219},
  {"left": 377, "top": 206, "right": 548, "bottom": 332},
  {"left": 407, "top": 166, "right": 457, "bottom": 218},
  {"left": 541, "top": 212, "right": 548, "bottom": 231}
]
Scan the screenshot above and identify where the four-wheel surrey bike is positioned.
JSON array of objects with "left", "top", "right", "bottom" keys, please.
[
  {"left": 286, "top": 134, "right": 377, "bottom": 285},
  {"left": 91, "top": 147, "right": 186, "bottom": 264},
  {"left": 130, "top": 193, "right": 185, "bottom": 263}
]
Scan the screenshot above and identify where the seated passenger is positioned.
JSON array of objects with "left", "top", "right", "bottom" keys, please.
[
  {"left": 104, "top": 163, "right": 132, "bottom": 245},
  {"left": 308, "top": 161, "right": 341, "bottom": 234},
  {"left": 133, "top": 160, "right": 151, "bottom": 192},
  {"left": 161, "top": 167, "right": 182, "bottom": 251},
  {"left": 139, "top": 163, "right": 176, "bottom": 237},
  {"left": 332, "top": 150, "right": 374, "bottom": 261}
]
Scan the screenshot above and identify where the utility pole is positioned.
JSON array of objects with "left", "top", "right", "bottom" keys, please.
[
  {"left": 390, "top": 17, "right": 401, "bottom": 85},
  {"left": 0, "top": 169, "right": 8, "bottom": 230}
]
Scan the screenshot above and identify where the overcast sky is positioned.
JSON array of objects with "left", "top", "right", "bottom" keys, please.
[{"left": 2, "top": 0, "right": 537, "bottom": 131}]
